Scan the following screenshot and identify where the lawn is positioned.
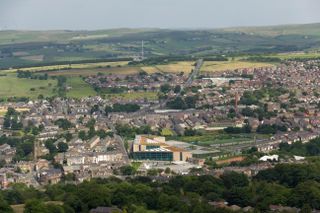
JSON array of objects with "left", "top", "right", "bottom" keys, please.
[
  {"left": 66, "top": 77, "right": 97, "bottom": 98},
  {"left": 201, "top": 61, "right": 274, "bottom": 72},
  {"left": 0, "top": 74, "right": 57, "bottom": 98},
  {"left": 105, "top": 91, "right": 158, "bottom": 101}
]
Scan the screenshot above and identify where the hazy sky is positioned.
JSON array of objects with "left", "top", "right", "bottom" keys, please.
[{"left": 1, "top": 0, "right": 320, "bottom": 30}]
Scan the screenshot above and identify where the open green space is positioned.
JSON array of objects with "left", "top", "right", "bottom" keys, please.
[
  {"left": 66, "top": 77, "right": 97, "bottom": 98},
  {"left": 0, "top": 73, "right": 57, "bottom": 99}
]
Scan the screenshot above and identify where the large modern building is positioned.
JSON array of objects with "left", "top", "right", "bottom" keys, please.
[{"left": 131, "top": 135, "right": 192, "bottom": 161}]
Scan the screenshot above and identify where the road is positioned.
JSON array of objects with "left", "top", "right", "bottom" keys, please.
[
  {"left": 114, "top": 134, "right": 130, "bottom": 165},
  {"left": 185, "top": 59, "right": 203, "bottom": 87}
]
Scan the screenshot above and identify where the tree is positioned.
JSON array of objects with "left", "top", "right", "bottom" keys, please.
[
  {"left": 24, "top": 199, "right": 48, "bottom": 213},
  {"left": 54, "top": 119, "right": 73, "bottom": 130},
  {"left": 120, "top": 166, "right": 135, "bottom": 175},
  {"left": 78, "top": 131, "right": 86, "bottom": 141},
  {"left": 221, "top": 171, "right": 249, "bottom": 189},
  {"left": 57, "top": 142, "right": 68, "bottom": 153},
  {"left": 0, "top": 194, "right": 13, "bottom": 213},
  {"left": 160, "top": 84, "right": 171, "bottom": 94},
  {"left": 90, "top": 105, "right": 100, "bottom": 114},
  {"left": 174, "top": 85, "right": 181, "bottom": 94}
]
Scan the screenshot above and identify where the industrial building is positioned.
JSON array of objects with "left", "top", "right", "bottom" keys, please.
[{"left": 131, "top": 135, "right": 192, "bottom": 161}]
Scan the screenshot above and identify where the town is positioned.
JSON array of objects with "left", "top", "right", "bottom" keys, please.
[
  {"left": 1, "top": 58, "right": 320, "bottom": 191},
  {"left": 2, "top": 1, "right": 320, "bottom": 212}
]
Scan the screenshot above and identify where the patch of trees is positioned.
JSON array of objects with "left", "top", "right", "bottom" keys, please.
[
  {"left": 184, "top": 128, "right": 202, "bottom": 136},
  {"left": 224, "top": 125, "right": 252, "bottom": 134},
  {"left": 240, "top": 106, "right": 277, "bottom": 120},
  {"left": 17, "top": 71, "right": 48, "bottom": 80},
  {"left": 160, "top": 84, "right": 171, "bottom": 94},
  {"left": 166, "top": 96, "right": 198, "bottom": 110},
  {"left": 1, "top": 163, "right": 320, "bottom": 212},
  {"left": 105, "top": 103, "right": 140, "bottom": 114},
  {"left": 256, "top": 124, "right": 287, "bottom": 134},
  {"left": 55, "top": 76, "right": 67, "bottom": 97},
  {"left": 279, "top": 137, "right": 320, "bottom": 156},
  {"left": 3, "top": 108, "right": 23, "bottom": 130},
  {"left": 245, "top": 56, "right": 282, "bottom": 63},
  {"left": 78, "top": 119, "right": 111, "bottom": 141},
  {"left": 0, "top": 135, "right": 35, "bottom": 161},
  {"left": 240, "top": 88, "right": 288, "bottom": 106},
  {"left": 5, "top": 97, "right": 29, "bottom": 103},
  {"left": 115, "top": 124, "right": 153, "bottom": 138},
  {"left": 54, "top": 119, "right": 74, "bottom": 130}
]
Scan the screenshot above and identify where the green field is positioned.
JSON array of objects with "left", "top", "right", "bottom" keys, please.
[
  {"left": 0, "top": 74, "right": 57, "bottom": 98},
  {"left": 0, "top": 73, "right": 96, "bottom": 99},
  {"left": 66, "top": 77, "right": 97, "bottom": 98}
]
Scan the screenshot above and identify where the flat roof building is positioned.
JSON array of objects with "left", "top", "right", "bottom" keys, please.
[{"left": 132, "top": 135, "right": 192, "bottom": 162}]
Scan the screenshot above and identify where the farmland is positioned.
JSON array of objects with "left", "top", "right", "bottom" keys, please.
[
  {"left": 0, "top": 74, "right": 97, "bottom": 99},
  {"left": 0, "top": 60, "right": 196, "bottom": 100},
  {"left": 155, "top": 61, "right": 195, "bottom": 73},
  {"left": 201, "top": 60, "right": 274, "bottom": 72},
  {"left": 1, "top": 61, "right": 129, "bottom": 73},
  {"left": 0, "top": 73, "right": 57, "bottom": 99},
  {"left": 44, "top": 66, "right": 143, "bottom": 77},
  {"left": 1, "top": 23, "right": 320, "bottom": 69}
]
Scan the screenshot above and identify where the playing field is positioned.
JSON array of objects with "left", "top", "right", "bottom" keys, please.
[
  {"left": 201, "top": 61, "right": 274, "bottom": 72},
  {"left": 0, "top": 74, "right": 57, "bottom": 98}
]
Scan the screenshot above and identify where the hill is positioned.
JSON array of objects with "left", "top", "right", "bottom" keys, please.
[{"left": 0, "top": 23, "right": 320, "bottom": 69}]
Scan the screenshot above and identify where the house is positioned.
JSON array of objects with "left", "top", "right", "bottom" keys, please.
[{"left": 38, "top": 169, "right": 62, "bottom": 185}]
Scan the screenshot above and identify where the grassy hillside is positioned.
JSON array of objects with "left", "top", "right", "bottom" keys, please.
[
  {"left": 220, "top": 23, "right": 320, "bottom": 36},
  {"left": 1, "top": 23, "right": 320, "bottom": 69}
]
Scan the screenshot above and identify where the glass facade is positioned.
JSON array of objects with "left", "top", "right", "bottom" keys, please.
[
  {"left": 132, "top": 152, "right": 173, "bottom": 161},
  {"left": 146, "top": 145, "right": 160, "bottom": 150}
]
